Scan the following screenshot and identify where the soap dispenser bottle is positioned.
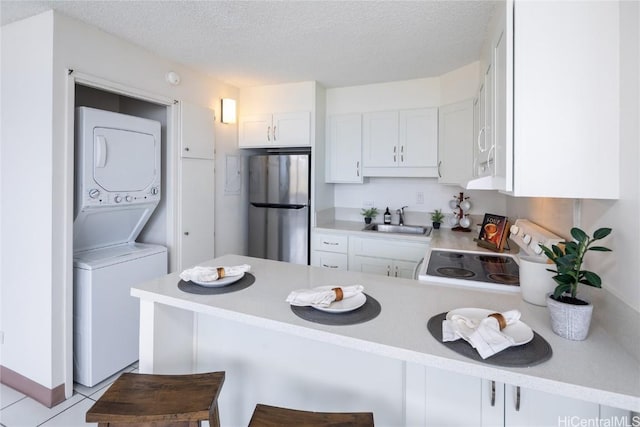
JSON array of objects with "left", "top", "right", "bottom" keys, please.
[{"left": 384, "top": 207, "right": 392, "bottom": 224}]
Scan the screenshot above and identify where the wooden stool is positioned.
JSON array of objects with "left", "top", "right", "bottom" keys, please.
[
  {"left": 86, "top": 371, "right": 225, "bottom": 427},
  {"left": 248, "top": 404, "right": 374, "bottom": 427}
]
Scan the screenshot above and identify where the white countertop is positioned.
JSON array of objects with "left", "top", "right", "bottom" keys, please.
[{"left": 132, "top": 253, "right": 639, "bottom": 412}]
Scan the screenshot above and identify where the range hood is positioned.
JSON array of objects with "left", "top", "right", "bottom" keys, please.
[{"left": 464, "top": 174, "right": 506, "bottom": 191}]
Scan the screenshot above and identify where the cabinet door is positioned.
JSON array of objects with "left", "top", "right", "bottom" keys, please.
[
  {"left": 425, "top": 367, "right": 483, "bottom": 426},
  {"left": 362, "top": 111, "right": 399, "bottom": 167},
  {"left": 493, "top": 27, "right": 512, "bottom": 192},
  {"left": 503, "top": 385, "right": 599, "bottom": 427},
  {"left": 478, "top": 63, "right": 494, "bottom": 174},
  {"left": 399, "top": 108, "right": 438, "bottom": 168},
  {"left": 393, "top": 260, "right": 420, "bottom": 279},
  {"left": 326, "top": 114, "right": 363, "bottom": 183},
  {"left": 350, "top": 255, "right": 392, "bottom": 276},
  {"left": 239, "top": 113, "right": 272, "bottom": 147},
  {"left": 180, "top": 158, "right": 215, "bottom": 270},
  {"left": 272, "top": 111, "right": 310, "bottom": 146},
  {"left": 181, "top": 103, "right": 215, "bottom": 159},
  {"left": 438, "top": 100, "right": 474, "bottom": 185}
]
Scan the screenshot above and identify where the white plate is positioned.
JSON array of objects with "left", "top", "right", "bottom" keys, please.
[
  {"left": 445, "top": 308, "right": 534, "bottom": 346},
  {"left": 311, "top": 286, "right": 367, "bottom": 313},
  {"left": 192, "top": 272, "right": 244, "bottom": 288}
]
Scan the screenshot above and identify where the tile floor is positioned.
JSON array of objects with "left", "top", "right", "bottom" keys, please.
[{"left": 0, "top": 363, "right": 138, "bottom": 427}]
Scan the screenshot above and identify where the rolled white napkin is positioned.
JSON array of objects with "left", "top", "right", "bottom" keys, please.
[
  {"left": 286, "top": 285, "right": 364, "bottom": 308},
  {"left": 442, "top": 310, "right": 521, "bottom": 359},
  {"left": 180, "top": 264, "right": 251, "bottom": 283}
]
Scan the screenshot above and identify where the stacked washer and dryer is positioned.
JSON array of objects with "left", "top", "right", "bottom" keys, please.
[{"left": 73, "top": 107, "right": 167, "bottom": 387}]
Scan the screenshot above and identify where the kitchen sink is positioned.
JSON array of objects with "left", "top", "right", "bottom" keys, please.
[{"left": 363, "top": 223, "right": 432, "bottom": 236}]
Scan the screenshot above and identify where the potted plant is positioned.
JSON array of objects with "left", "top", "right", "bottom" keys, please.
[
  {"left": 539, "top": 226, "right": 612, "bottom": 341},
  {"left": 361, "top": 207, "right": 379, "bottom": 224},
  {"left": 430, "top": 209, "right": 445, "bottom": 229}
]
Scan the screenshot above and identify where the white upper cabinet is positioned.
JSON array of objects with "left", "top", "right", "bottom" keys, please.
[
  {"left": 438, "top": 99, "right": 474, "bottom": 185},
  {"left": 181, "top": 102, "right": 215, "bottom": 159},
  {"left": 238, "top": 82, "right": 316, "bottom": 148},
  {"left": 326, "top": 113, "right": 363, "bottom": 183},
  {"left": 362, "top": 108, "right": 438, "bottom": 177},
  {"left": 239, "top": 111, "right": 310, "bottom": 148},
  {"left": 468, "top": 0, "right": 619, "bottom": 199}
]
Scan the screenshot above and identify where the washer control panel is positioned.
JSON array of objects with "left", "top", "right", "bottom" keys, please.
[{"left": 509, "top": 219, "right": 563, "bottom": 259}]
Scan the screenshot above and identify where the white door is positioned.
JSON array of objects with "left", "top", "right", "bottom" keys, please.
[
  {"left": 399, "top": 108, "right": 438, "bottom": 168},
  {"left": 239, "top": 113, "right": 272, "bottom": 147},
  {"left": 362, "top": 111, "right": 399, "bottom": 167},
  {"left": 326, "top": 113, "right": 363, "bottom": 183},
  {"left": 273, "top": 111, "right": 310, "bottom": 146},
  {"left": 181, "top": 103, "right": 215, "bottom": 159},
  {"left": 180, "top": 158, "right": 215, "bottom": 269}
]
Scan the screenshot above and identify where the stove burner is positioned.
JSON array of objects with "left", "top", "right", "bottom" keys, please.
[
  {"left": 436, "top": 267, "right": 475, "bottom": 278},
  {"left": 477, "top": 255, "right": 510, "bottom": 264},
  {"left": 488, "top": 273, "right": 520, "bottom": 285},
  {"left": 438, "top": 252, "right": 464, "bottom": 259}
]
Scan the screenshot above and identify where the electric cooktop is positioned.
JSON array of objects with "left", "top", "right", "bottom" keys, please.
[{"left": 424, "top": 250, "right": 520, "bottom": 292}]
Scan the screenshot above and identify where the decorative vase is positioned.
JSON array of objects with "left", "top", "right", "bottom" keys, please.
[
  {"left": 546, "top": 294, "right": 593, "bottom": 341},
  {"left": 364, "top": 217, "right": 372, "bottom": 224},
  {"left": 519, "top": 256, "right": 555, "bottom": 306},
  {"left": 432, "top": 222, "right": 441, "bottom": 229}
]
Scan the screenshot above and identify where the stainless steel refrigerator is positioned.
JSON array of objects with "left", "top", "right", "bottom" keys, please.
[{"left": 248, "top": 151, "right": 310, "bottom": 265}]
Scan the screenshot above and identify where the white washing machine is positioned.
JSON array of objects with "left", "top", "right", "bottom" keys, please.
[{"left": 73, "top": 107, "right": 167, "bottom": 386}]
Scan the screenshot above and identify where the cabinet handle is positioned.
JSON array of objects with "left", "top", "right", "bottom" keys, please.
[
  {"left": 477, "top": 127, "right": 487, "bottom": 152},
  {"left": 183, "top": 231, "right": 189, "bottom": 236},
  {"left": 394, "top": 265, "right": 398, "bottom": 277},
  {"left": 267, "top": 126, "right": 271, "bottom": 141},
  {"left": 515, "top": 386, "right": 521, "bottom": 411},
  {"left": 490, "top": 381, "right": 496, "bottom": 407},
  {"left": 356, "top": 161, "right": 360, "bottom": 177},
  {"left": 322, "top": 264, "right": 339, "bottom": 269},
  {"left": 386, "top": 265, "right": 390, "bottom": 276},
  {"left": 273, "top": 126, "right": 277, "bottom": 141},
  {"left": 184, "top": 147, "right": 190, "bottom": 152},
  {"left": 393, "top": 146, "right": 396, "bottom": 163},
  {"left": 322, "top": 241, "right": 338, "bottom": 245},
  {"left": 437, "top": 161, "right": 442, "bottom": 178},
  {"left": 400, "top": 146, "right": 404, "bottom": 163}
]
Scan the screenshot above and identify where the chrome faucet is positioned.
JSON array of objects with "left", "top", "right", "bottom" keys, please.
[{"left": 396, "top": 206, "right": 408, "bottom": 226}]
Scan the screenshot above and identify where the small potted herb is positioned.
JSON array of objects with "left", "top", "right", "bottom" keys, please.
[
  {"left": 539, "top": 226, "right": 612, "bottom": 340},
  {"left": 430, "top": 209, "right": 445, "bottom": 229},
  {"left": 361, "top": 207, "right": 379, "bottom": 224}
]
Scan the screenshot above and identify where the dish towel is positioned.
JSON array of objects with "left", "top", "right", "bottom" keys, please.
[
  {"left": 442, "top": 310, "right": 521, "bottom": 359},
  {"left": 180, "top": 264, "right": 251, "bottom": 283},
  {"left": 286, "top": 285, "right": 364, "bottom": 308}
]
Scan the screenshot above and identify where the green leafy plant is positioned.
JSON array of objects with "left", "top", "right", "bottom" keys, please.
[
  {"left": 430, "top": 209, "right": 445, "bottom": 223},
  {"left": 539, "top": 227, "right": 612, "bottom": 301},
  {"left": 360, "top": 207, "right": 379, "bottom": 219}
]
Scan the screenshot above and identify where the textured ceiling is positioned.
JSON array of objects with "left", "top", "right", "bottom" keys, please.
[{"left": 0, "top": 0, "right": 498, "bottom": 88}]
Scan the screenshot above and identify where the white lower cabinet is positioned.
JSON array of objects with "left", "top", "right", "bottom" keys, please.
[
  {"left": 311, "top": 232, "right": 348, "bottom": 271},
  {"left": 419, "top": 366, "right": 628, "bottom": 427},
  {"left": 348, "top": 236, "right": 427, "bottom": 279}
]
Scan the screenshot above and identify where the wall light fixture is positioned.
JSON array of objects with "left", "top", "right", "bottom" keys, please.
[{"left": 221, "top": 98, "right": 237, "bottom": 124}]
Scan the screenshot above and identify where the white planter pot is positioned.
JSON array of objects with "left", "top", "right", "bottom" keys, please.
[
  {"left": 519, "top": 256, "right": 555, "bottom": 306},
  {"left": 546, "top": 294, "right": 593, "bottom": 341}
]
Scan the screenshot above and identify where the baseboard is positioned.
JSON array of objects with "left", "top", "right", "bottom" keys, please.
[{"left": 0, "top": 365, "right": 65, "bottom": 408}]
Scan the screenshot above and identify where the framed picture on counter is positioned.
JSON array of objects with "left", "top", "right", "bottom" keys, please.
[{"left": 476, "top": 213, "right": 510, "bottom": 252}]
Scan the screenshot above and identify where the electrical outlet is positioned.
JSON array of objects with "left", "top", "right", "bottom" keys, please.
[
  {"left": 363, "top": 200, "right": 374, "bottom": 208},
  {"left": 416, "top": 192, "right": 424, "bottom": 205}
]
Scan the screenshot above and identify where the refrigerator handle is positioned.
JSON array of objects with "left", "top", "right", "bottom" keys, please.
[{"left": 250, "top": 202, "right": 307, "bottom": 210}]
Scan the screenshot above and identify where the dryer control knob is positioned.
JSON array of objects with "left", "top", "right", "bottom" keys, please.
[
  {"left": 532, "top": 244, "right": 543, "bottom": 255},
  {"left": 150, "top": 187, "right": 159, "bottom": 195},
  {"left": 88, "top": 188, "right": 100, "bottom": 199},
  {"left": 125, "top": 195, "right": 133, "bottom": 202},
  {"left": 523, "top": 234, "right": 532, "bottom": 244},
  {"left": 510, "top": 225, "right": 520, "bottom": 235},
  {"left": 114, "top": 195, "right": 122, "bottom": 203}
]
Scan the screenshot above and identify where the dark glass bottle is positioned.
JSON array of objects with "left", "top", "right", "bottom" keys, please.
[{"left": 384, "top": 207, "right": 392, "bottom": 224}]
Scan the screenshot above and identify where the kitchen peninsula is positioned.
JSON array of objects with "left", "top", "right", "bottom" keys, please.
[{"left": 131, "top": 254, "right": 638, "bottom": 426}]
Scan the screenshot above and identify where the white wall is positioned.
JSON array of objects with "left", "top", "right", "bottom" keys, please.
[{"left": 1, "top": 10, "right": 241, "bottom": 400}]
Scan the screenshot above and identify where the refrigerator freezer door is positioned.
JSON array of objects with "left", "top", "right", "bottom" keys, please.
[
  {"left": 249, "top": 154, "right": 310, "bottom": 205},
  {"left": 249, "top": 204, "right": 309, "bottom": 265}
]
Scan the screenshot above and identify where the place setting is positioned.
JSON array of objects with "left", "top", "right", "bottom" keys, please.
[
  {"left": 286, "top": 285, "right": 381, "bottom": 325},
  {"left": 427, "top": 308, "right": 552, "bottom": 367},
  {"left": 177, "top": 264, "right": 255, "bottom": 294}
]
